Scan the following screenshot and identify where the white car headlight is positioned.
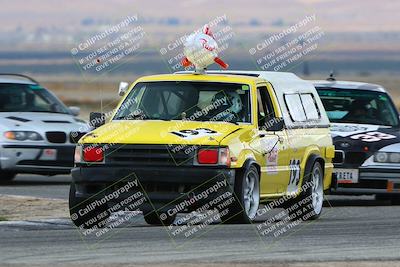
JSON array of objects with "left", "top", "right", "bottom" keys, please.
[
  {"left": 374, "top": 152, "right": 400, "bottom": 163},
  {"left": 4, "top": 131, "right": 43, "bottom": 141},
  {"left": 389, "top": 153, "right": 400, "bottom": 163}
]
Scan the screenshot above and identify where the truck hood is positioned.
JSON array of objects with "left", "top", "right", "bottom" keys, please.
[{"left": 81, "top": 120, "right": 243, "bottom": 146}]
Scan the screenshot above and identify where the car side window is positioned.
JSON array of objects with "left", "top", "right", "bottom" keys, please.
[
  {"left": 300, "top": 93, "right": 320, "bottom": 120},
  {"left": 257, "top": 86, "right": 275, "bottom": 129},
  {"left": 284, "top": 94, "right": 307, "bottom": 122}
]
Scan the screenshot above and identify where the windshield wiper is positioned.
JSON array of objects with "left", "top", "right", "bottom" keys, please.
[
  {"left": 114, "top": 113, "right": 145, "bottom": 120},
  {"left": 27, "top": 110, "right": 69, "bottom": 114},
  {"left": 223, "top": 120, "right": 239, "bottom": 125}
]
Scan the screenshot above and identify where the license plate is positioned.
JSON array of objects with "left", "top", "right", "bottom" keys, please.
[
  {"left": 40, "top": 149, "right": 57, "bottom": 161},
  {"left": 334, "top": 168, "right": 359, "bottom": 184}
]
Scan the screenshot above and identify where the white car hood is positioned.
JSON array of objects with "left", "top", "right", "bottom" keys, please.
[{"left": 0, "top": 112, "right": 87, "bottom": 137}]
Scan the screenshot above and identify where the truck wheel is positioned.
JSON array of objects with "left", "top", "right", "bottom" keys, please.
[
  {"left": 69, "top": 183, "right": 110, "bottom": 229},
  {"left": 220, "top": 165, "right": 260, "bottom": 224},
  {"left": 288, "top": 161, "right": 324, "bottom": 221},
  {"left": 0, "top": 171, "right": 16, "bottom": 182},
  {"left": 143, "top": 211, "right": 176, "bottom": 226}
]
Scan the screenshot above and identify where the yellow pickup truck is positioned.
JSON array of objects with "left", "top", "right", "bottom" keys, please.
[{"left": 69, "top": 70, "right": 334, "bottom": 228}]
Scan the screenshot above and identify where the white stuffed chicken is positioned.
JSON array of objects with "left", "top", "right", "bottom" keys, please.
[{"left": 182, "top": 24, "right": 228, "bottom": 72}]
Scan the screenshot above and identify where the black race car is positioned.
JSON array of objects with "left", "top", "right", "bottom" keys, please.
[{"left": 313, "top": 77, "right": 400, "bottom": 204}]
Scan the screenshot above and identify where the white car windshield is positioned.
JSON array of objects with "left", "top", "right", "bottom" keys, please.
[{"left": 0, "top": 83, "right": 70, "bottom": 114}]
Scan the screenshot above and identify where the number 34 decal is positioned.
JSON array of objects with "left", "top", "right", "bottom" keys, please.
[{"left": 350, "top": 131, "right": 396, "bottom": 142}]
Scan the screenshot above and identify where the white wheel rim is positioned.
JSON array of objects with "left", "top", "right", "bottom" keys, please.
[
  {"left": 311, "top": 166, "right": 323, "bottom": 215},
  {"left": 243, "top": 170, "right": 260, "bottom": 219}
]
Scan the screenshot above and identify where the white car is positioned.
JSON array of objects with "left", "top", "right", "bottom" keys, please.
[{"left": 0, "top": 74, "right": 87, "bottom": 181}]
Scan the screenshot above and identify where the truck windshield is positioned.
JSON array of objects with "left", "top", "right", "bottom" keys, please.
[
  {"left": 0, "top": 83, "right": 70, "bottom": 114},
  {"left": 114, "top": 81, "right": 252, "bottom": 123},
  {"left": 317, "top": 88, "right": 399, "bottom": 127}
]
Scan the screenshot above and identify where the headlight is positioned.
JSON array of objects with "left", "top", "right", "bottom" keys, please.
[
  {"left": 374, "top": 152, "right": 400, "bottom": 163},
  {"left": 4, "top": 131, "right": 43, "bottom": 141}
]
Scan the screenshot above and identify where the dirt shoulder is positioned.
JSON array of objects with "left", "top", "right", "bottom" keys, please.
[{"left": 0, "top": 194, "right": 68, "bottom": 221}]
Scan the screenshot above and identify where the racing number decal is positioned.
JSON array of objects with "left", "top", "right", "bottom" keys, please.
[
  {"left": 350, "top": 131, "right": 396, "bottom": 142},
  {"left": 287, "top": 159, "right": 301, "bottom": 193},
  {"left": 170, "top": 128, "right": 219, "bottom": 139}
]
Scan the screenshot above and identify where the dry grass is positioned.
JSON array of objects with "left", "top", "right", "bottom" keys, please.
[{"left": 0, "top": 194, "right": 68, "bottom": 221}]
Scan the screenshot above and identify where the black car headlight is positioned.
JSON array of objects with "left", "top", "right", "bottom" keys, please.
[
  {"left": 374, "top": 152, "right": 400, "bottom": 163},
  {"left": 4, "top": 131, "right": 44, "bottom": 141}
]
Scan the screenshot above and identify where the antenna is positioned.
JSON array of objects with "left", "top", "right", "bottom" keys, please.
[{"left": 327, "top": 70, "right": 336, "bottom": 81}]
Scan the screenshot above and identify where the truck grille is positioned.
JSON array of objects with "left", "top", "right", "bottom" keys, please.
[{"left": 105, "top": 145, "right": 194, "bottom": 166}]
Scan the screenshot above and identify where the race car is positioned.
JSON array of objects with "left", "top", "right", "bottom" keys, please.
[
  {"left": 313, "top": 76, "right": 400, "bottom": 204},
  {"left": 70, "top": 70, "right": 334, "bottom": 228},
  {"left": 0, "top": 74, "right": 87, "bottom": 180}
]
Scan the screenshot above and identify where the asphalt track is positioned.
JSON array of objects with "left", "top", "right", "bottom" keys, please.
[{"left": 0, "top": 175, "right": 400, "bottom": 266}]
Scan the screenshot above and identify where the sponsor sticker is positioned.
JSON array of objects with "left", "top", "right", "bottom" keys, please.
[{"left": 266, "top": 146, "right": 278, "bottom": 174}]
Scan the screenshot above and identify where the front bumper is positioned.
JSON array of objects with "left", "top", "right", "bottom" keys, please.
[
  {"left": 71, "top": 165, "right": 236, "bottom": 212},
  {"left": 331, "top": 166, "right": 400, "bottom": 195},
  {"left": 0, "top": 144, "right": 75, "bottom": 175}
]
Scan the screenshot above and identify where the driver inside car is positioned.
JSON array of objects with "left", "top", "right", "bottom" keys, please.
[
  {"left": 342, "top": 99, "right": 376, "bottom": 123},
  {"left": 209, "top": 91, "right": 244, "bottom": 122}
]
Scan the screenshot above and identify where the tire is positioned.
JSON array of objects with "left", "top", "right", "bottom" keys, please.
[
  {"left": 143, "top": 211, "right": 176, "bottom": 226},
  {"left": 288, "top": 161, "right": 324, "bottom": 221},
  {"left": 69, "top": 183, "right": 110, "bottom": 229},
  {"left": 220, "top": 165, "right": 260, "bottom": 224},
  {"left": 0, "top": 171, "right": 16, "bottom": 182}
]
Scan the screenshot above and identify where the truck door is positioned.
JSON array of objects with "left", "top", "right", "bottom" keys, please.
[{"left": 256, "top": 85, "right": 291, "bottom": 195}]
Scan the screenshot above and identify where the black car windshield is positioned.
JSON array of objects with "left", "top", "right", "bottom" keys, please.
[
  {"left": 317, "top": 88, "right": 399, "bottom": 127},
  {"left": 114, "top": 81, "right": 252, "bottom": 123},
  {"left": 0, "top": 83, "right": 70, "bottom": 114}
]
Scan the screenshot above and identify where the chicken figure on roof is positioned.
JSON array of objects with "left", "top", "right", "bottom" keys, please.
[{"left": 182, "top": 24, "right": 229, "bottom": 73}]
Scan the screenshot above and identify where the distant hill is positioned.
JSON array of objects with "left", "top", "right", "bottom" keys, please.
[{"left": 1, "top": 0, "right": 400, "bottom": 32}]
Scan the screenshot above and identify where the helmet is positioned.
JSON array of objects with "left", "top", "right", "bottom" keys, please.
[
  {"left": 211, "top": 91, "right": 243, "bottom": 114},
  {"left": 227, "top": 91, "right": 243, "bottom": 114}
]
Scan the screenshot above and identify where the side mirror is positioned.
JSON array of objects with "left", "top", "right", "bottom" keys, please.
[
  {"left": 90, "top": 112, "right": 106, "bottom": 128},
  {"left": 265, "top": 118, "right": 285, "bottom": 131},
  {"left": 118, "top": 82, "right": 129, "bottom": 96},
  {"left": 69, "top": 106, "right": 80, "bottom": 116}
]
